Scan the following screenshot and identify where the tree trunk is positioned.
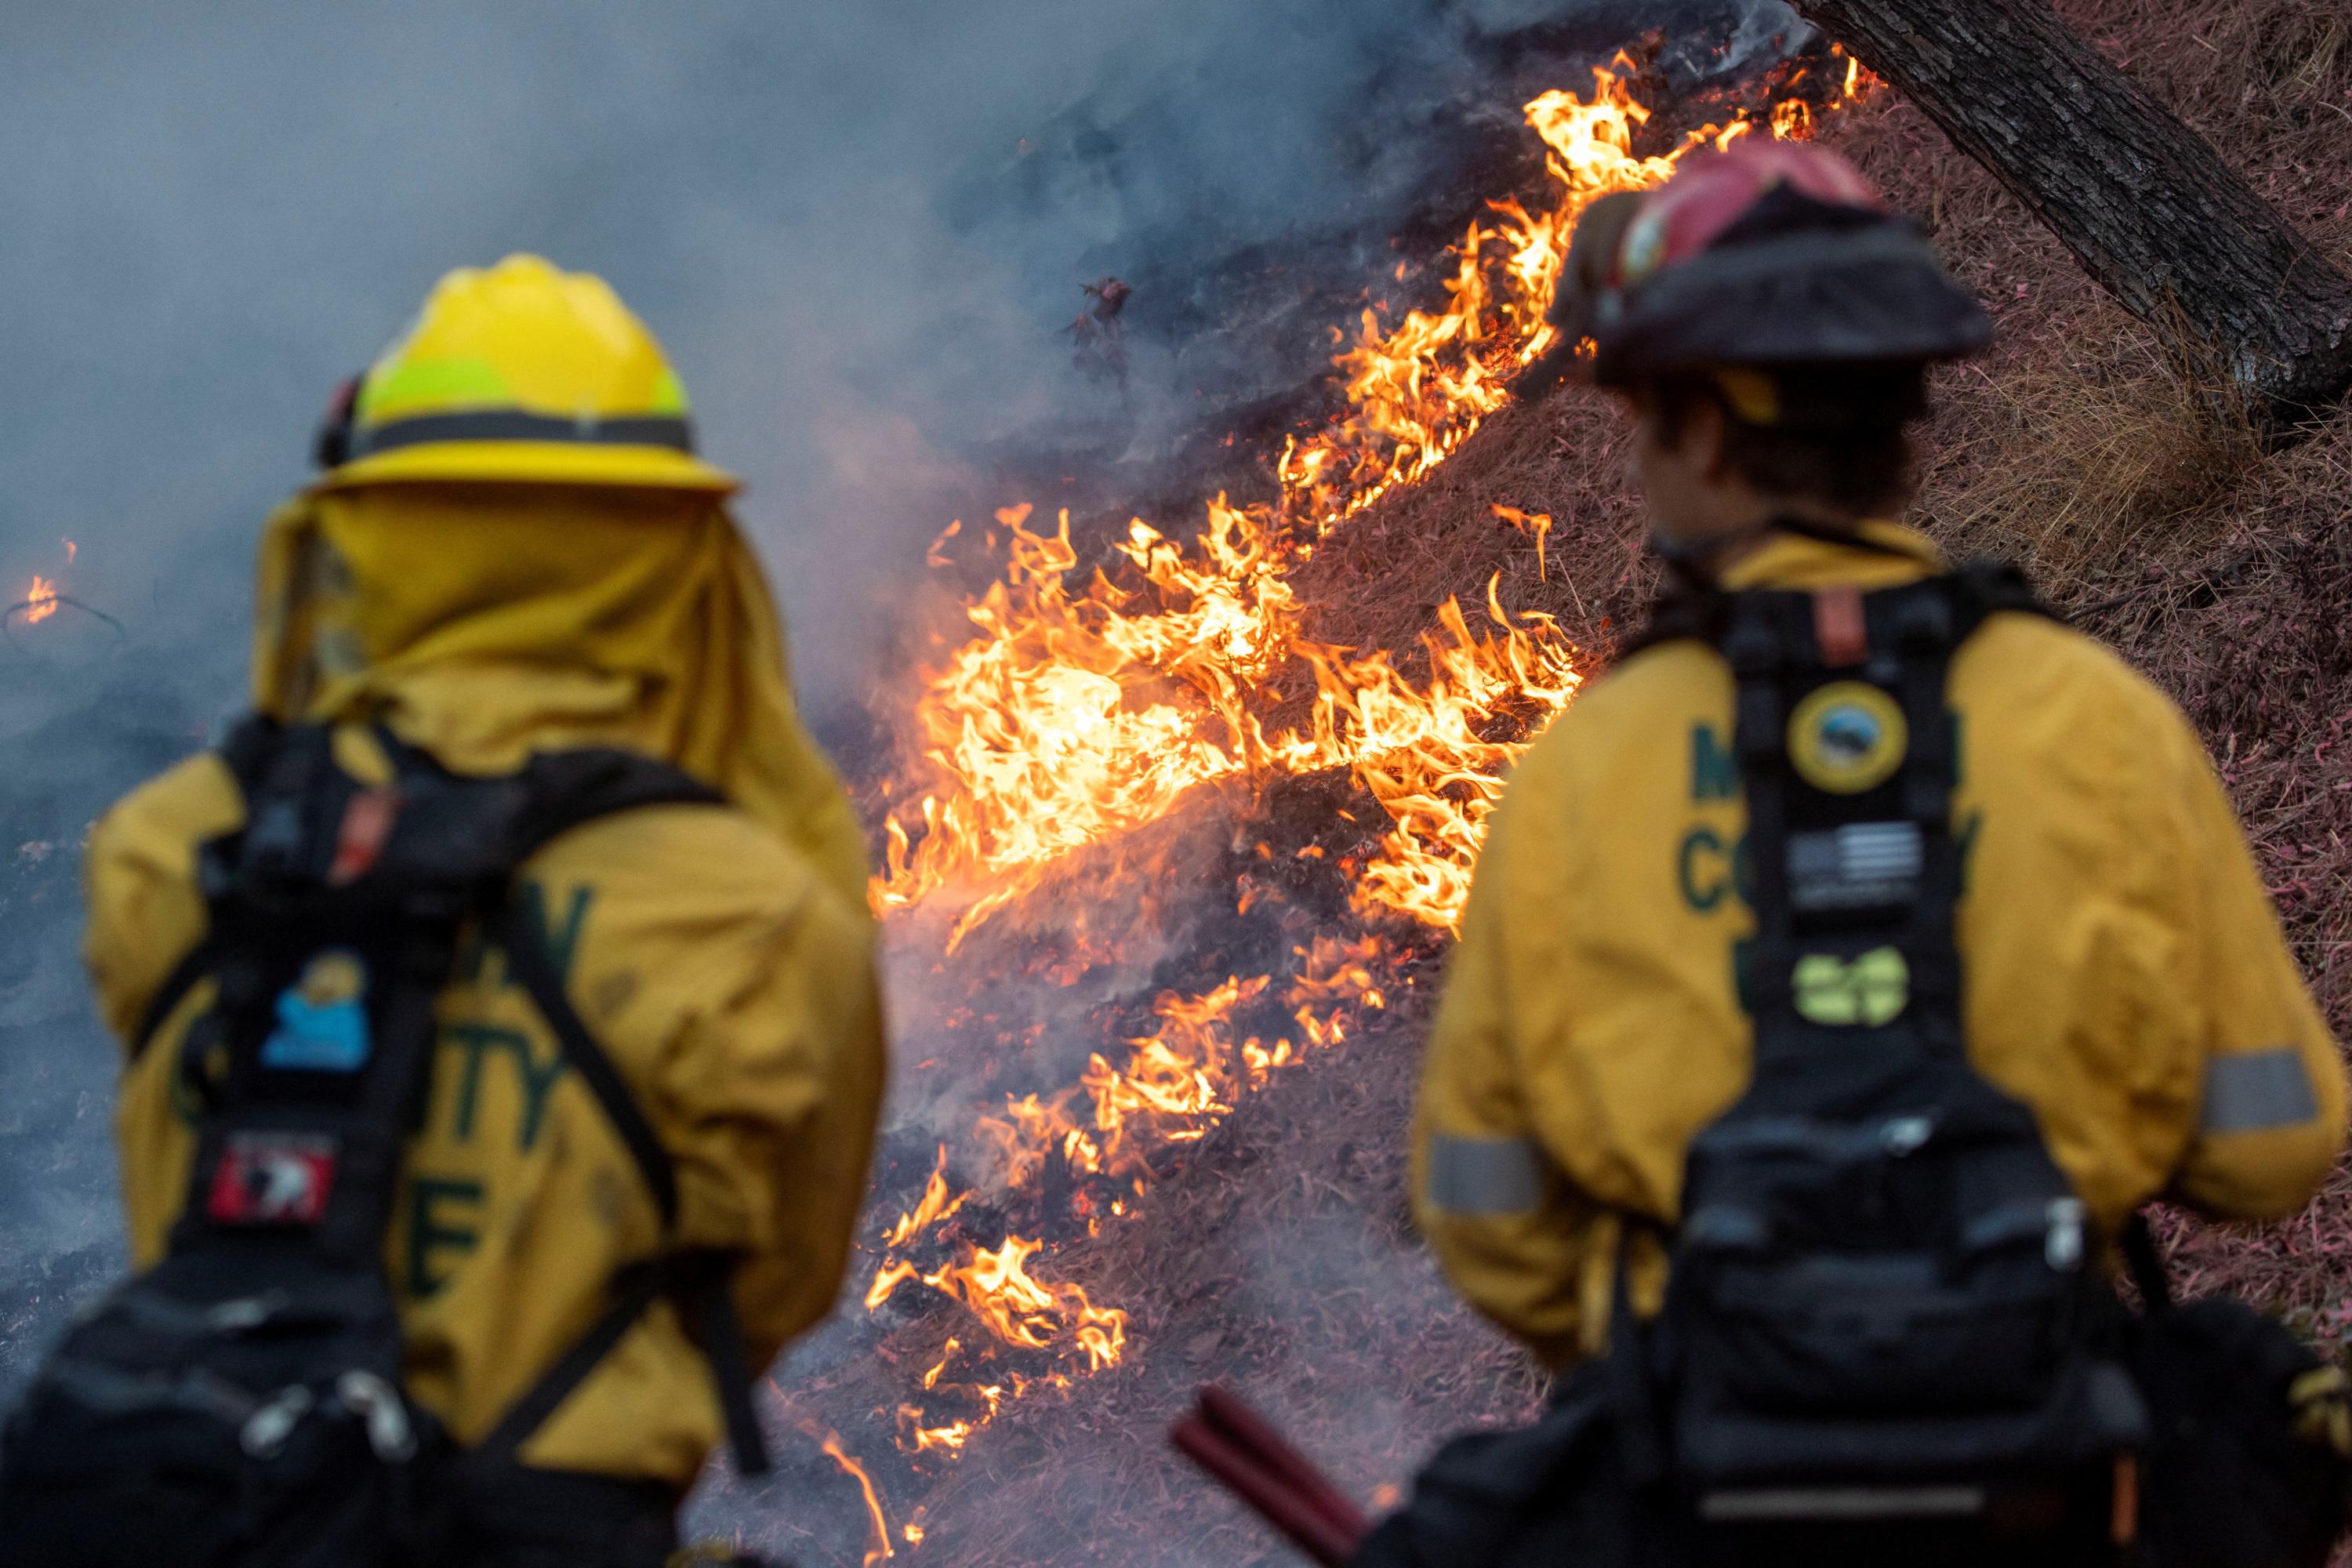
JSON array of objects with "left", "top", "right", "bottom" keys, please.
[{"left": 1795, "top": 0, "right": 2352, "bottom": 432}]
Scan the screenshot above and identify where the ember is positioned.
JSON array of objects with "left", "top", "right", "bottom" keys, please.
[{"left": 16, "top": 541, "right": 84, "bottom": 630}]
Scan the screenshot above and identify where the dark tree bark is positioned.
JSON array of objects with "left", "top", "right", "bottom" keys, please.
[{"left": 1795, "top": 0, "right": 2352, "bottom": 431}]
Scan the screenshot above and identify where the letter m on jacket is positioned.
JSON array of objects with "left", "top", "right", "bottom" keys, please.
[{"left": 1693, "top": 724, "right": 1738, "bottom": 802}]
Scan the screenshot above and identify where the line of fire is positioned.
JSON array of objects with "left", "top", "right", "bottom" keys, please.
[{"left": 693, "top": 44, "right": 1878, "bottom": 1562}]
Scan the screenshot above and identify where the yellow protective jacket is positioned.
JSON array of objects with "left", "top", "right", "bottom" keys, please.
[
  {"left": 87, "top": 481, "right": 886, "bottom": 1487},
  {"left": 1415, "top": 521, "right": 2346, "bottom": 1370}
]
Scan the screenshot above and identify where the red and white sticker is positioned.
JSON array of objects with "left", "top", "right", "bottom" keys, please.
[{"left": 207, "top": 1132, "right": 338, "bottom": 1225}]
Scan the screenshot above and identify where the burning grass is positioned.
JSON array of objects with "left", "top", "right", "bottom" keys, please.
[{"left": 830, "top": 53, "right": 1871, "bottom": 1504}]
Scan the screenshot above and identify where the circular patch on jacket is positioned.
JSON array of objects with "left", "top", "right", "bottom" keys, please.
[{"left": 1787, "top": 681, "right": 1907, "bottom": 794}]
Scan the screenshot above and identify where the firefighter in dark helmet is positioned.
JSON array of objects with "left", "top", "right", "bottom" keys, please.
[
  {"left": 2, "top": 256, "right": 884, "bottom": 1566},
  {"left": 1364, "top": 144, "right": 2350, "bottom": 1567}
]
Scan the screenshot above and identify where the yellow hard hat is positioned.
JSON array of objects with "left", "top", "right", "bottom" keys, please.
[{"left": 316, "top": 253, "right": 739, "bottom": 492}]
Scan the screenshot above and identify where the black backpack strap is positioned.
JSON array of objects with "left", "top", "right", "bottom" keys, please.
[
  {"left": 1889, "top": 586, "right": 1965, "bottom": 1058},
  {"left": 2120, "top": 1210, "right": 2176, "bottom": 1314},
  {"left": 1713, "top": 564, "right": 2049, "bottom": 1074},
  {"left": 497, "top": 904, "right": 677, "bottom": 1225},
  {"left": 131, "top": 715, "right": 294, "bottom": 1062},
  {"left": 130, "top": 941, "right": 215, "bottom": 1065},
  {"left": 466, "top": 1260, "right": 673, "bottom": 1464},
  {"left": 1720, "top": 595, "right": 1804, "bottom": 1053},
  {"left": 492, "top": 905, "right": 771, "bottom": 1477},
  {"left": 1947, "top": 559, "right": 2060, "bottom": 630},
  {"left": 1605, "top": 1222, "right": 1670, "bottom": 1491},
  {"left": 484, "top": 751, "right": 772, "bottom": 1478},
  {"left": 1624, "top": 575, "right": 1726, "bottom": 656},
  {"left": 506, "top": 747, "right": 724, "bottom": 858}
]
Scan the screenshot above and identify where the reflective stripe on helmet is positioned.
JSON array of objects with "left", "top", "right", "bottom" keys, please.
[
  {"left": 357, "top": 355, "right": 517, "bottom": 423},
  {"left": 348, "top": 411, "right": 697, "bottom": 458}
]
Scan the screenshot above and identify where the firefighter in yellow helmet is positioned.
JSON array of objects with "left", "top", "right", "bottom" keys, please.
[
  {"left": 1367, "top": 147, "right": 2348, "bottom": 1567},
  {"left": 51, "top": 256, "right": 884, "bottom": 1566}
]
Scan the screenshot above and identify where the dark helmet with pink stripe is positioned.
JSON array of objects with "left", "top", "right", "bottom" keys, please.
[{"left": 1555, "top": 141, "right": 1990, "bottom": 405}]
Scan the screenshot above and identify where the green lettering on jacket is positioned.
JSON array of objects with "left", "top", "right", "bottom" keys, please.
[
  {"left": 1678, "top": 826, "right": 1730, "bottom": 911},
  {"left": 443, "top": 1021, "right": 568, "bottom": 1152},
  {"left": 518, "top": 881, "right": 595, "bottom": 981},
  {"left": 1691, "top": 724, "right": 1739, "bottom": 802},
  {"left": 405, "top": 1175, "right": 483, "bottom": 1299},
  {"left": 1676, "top": 828, "right": 1753, "bottom": 912}
]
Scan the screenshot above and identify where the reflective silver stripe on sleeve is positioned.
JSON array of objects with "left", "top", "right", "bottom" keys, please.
[
  {"left": 2201, "top": 1048, "right": 2321, "bottom": 1134},
  {"left": 1425, "top": 1134, "right": 1547, "bottom": 1215}
]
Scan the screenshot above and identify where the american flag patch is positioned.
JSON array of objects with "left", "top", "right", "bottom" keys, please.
[{"left": 1788, "top": 822, "right": 1923, "bottom": 911}]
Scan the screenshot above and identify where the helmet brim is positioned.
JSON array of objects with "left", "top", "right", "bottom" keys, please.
[{"left": 317, "top": 439, "right": 740, "bottom": 494}]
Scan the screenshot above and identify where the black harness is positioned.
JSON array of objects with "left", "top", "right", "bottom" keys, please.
[
  {"left": 1622, "top": 561, "right": 2155, "bottom": 1552},
  {"left": 178, "top": 719, "right": 768, "bottom": 1477},
  {"left": 1353, "top": 554, "right": 2350, "bottom": 1568}
]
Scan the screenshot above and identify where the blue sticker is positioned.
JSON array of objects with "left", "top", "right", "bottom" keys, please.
[{"left": 260, "top": 950, "right": 372, "bottom": 1071}]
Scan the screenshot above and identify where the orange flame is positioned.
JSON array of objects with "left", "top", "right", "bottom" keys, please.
[
  {"left": 883, "top": 1145, "right": 970, "bottom": 1249},
  {"left": 864, "top": 1259, "right": 924, "bottom": 1312},
  {"left": 1491, "top": 505, "right": 1553, "bottom": 582},
  {"left": 869, "top": 1233, "right": 1128, "bottom": 1366},
  {"left": 873, "top": 53, "right": 1857, "bottom": 943},
  {"left": 819, "top": 1430, "right": 895, "bottom": 1566},
  {"left": 23, "top": 576, "right": 57, "bottom": 625}
]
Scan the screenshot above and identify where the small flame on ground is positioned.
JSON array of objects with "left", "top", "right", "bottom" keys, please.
[
  {"left": 869, "top": 1233, "right": 1127, "bottom": 1367},
  {"left": 819, "top": 1428, "right": 896, "bottom": 1566},
  {"left": 883, "top": 1146, "right": 970, "bottom": 1249},
  {"left": 1491, "top": 505, "right": 1552, "bottom": 583},
  {"left": 23, "top": 576, "right": 57, "bottom": 625}
]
